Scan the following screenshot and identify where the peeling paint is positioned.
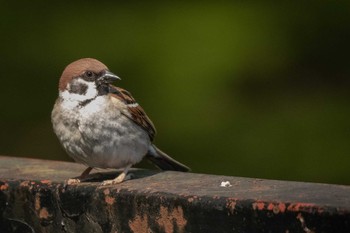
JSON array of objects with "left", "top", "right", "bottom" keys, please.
[
  {"left": 41, "top": 179, "right": 52, "bottom": 185},
  {"left": 0, "top": 183, "right": 9, "bottom": 190},
  {"left": 129, "top": 214, "right": 150, "bottom": 233},
  {"left": 157, "top": 206, "right": 187, "bottom": 233},
  {"left": 103, "top": 188, "right": 110, "bottom": 195},
  {"left": 35, "top": 193, "right": 41, "bottom": 211},
  {"left": 252, "top": 201, "right": 316, "bottom": 214},
  {"left": 266, "top": 202, "right": 286, "bottom": 214},
  {"left": 252, "top": 201, "right": 265, "bottom": 211},
  {"left": 287, "top": 203, "right": 316, "bottom": 212},
  {"left": 20, "top": 180, "right": 30, "bottom": 187},
  {"left": 105, "top": 196, "right": 115, "bottom": 205},
  {"left": 39, "top": 207, "right": 51, "bottom": 219},
  {"left": 278, "top": 203, "right": 286, "bottom": 213},
  {"left": 35, "top": 193, "right": 52, "bottom": 220},
  {"left": 267, "top": 203, "right": 275, "bottom": 211},
  {"left": 103, "top": 188, "right": 115, "bottom": 205},
  {"left": 187, "top": 195, "right": 200, "bottom": 203},
  {"left": 226, "top": 198, "right": 237, "bottom": 215},
  {"left": 0, "top": 156, "right": 350, "bottom": 232}
]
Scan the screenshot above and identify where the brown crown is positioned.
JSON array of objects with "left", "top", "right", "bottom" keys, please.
[{"left": 59, "top": 58, "right": 108, "bottom": 91}]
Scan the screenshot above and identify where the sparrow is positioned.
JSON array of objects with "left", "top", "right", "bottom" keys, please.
[{"left": 51, "top": 58, "right": 190, "bottom": 185}]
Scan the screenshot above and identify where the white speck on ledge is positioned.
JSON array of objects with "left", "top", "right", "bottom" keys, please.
[{"left": 220, "top": 181, "right": 232, "bottom": 187}]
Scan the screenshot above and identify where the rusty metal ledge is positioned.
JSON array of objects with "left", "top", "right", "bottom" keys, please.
[{"left": 0, "top": 156, "right": 349, "bottom": 233}]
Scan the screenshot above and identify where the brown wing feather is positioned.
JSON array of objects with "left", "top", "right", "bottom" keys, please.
[{"left": 109, "top": 85, "right": 156, "bottom": 141}]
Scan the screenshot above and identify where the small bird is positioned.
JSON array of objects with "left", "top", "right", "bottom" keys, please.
[{"left": 51, "top": 58, "right": 190, "bottom": 185}]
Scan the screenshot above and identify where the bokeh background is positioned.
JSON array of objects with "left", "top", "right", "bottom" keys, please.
[{"left": 1, "top": 1, "right": 350, "bottom": 184}]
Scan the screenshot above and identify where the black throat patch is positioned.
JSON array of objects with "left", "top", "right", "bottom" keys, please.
[{"left": 78, "top": 98, "right": 94, "bottom": 107}]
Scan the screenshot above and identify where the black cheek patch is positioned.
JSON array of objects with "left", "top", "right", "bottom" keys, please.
[{"left": 69, "top": 82, "right": 88, "bottom": 95}]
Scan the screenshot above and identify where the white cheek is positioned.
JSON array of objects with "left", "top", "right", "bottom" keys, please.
[
  {"left": 84, "top": 81, "right": 98, "bottom": 99},
  {"left": 59, "top": 79, "right": 98, "bottom": 109}
]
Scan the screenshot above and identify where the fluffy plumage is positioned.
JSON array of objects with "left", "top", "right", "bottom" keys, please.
[{"left": 51, "top": 58, "right": 190, "bottom": 185}]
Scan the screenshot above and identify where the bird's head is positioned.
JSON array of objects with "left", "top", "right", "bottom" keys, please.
[{"left": 58, "top": 58, "right": 120, "bottom": 103}]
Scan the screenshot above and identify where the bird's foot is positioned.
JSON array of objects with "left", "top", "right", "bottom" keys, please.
[
  {"left": 64, "top": 167, "right": 93, "bottom": 186},
  {"left": 101, "top": 173, "right": 134, "bottom": 186},
  {"left": 101, "top": 165, "right": 133, "bottom": 186}
]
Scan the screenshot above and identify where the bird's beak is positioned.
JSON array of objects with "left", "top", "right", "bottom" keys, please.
[{"left": 99, "top": 70, "right": 121, "bottom": 84}]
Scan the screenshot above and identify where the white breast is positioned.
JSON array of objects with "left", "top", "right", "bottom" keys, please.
[{"left": 52, "top": 94, "right": 151, "bottom": 169}]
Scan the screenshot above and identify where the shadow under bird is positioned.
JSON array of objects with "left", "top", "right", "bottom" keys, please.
[{"left": 51, "top": 58, "right": 190, "bottom": 185}]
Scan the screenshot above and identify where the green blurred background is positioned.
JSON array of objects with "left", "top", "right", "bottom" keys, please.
[{"left": 1, "top": 1, "right": 350, "bottom": 184}]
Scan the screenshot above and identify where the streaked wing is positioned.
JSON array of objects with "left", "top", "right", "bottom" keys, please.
[{"left": 108, "top": 85, "right": 156, "bottom": 141}]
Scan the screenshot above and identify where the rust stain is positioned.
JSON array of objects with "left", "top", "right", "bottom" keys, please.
[
  {"left": 252, "top": 201, "right": 265, "bottom": 211},
  {"left": 187, "top": 197, "right": 194, "bottom": 202},
  {"left": 105, "top": 195, "right": 115, "bottom": 205},
  {"left": 0, "top": 183, "right": 9, "bottom": 190},
  {"left": 20, "top": 180, "right": 30, "bottom": 187},
  {"left": 39, "top": 207, "right": 50, "bottom": 219},
  {"left": 157, "top": 206, "right": 187, "bottom": 233},
  {"left": 103, "top": 188, "right": 115, "bottom": 205},
  {"left": 287, "top": 203, "right": 316, "bottom": 212},
  {"left": 103, "top": 188, "right": 110, "bottom": 195},
  {"left": 41, "top": 179, "right": 52, "bottom": 185},
  {"left": 129, "top": 214, "right": 150, "bottom": 233},
  {"left": 278, "top": 203, "right": 286, "bottom": 213},
  {"left": 266, "top": 203, "right": 286, "bottom": 214},
  {"left": 34, "top": 193, "right": 51, "bottom": 220},
  {"left": 187, "top": 195, "right": 198, "bottom": 203},
  {"left": 35, "top": 193, "right": 41, "bottom": 211},
  {"left": 226, "top": 198, "right": 237, "bottom": 215},
  {"left": 171, "top": 206, "right": 187, "bottom": 231},
  {"left": 267, "top": 203, "right": 275, "bottom": 211}
]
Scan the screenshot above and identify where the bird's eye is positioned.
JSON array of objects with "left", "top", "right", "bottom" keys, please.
[
  {"left": 85, "top": 71, "right": 93, "bottom": 77},
  {"left": 83, "top": 71, "right": 96, "bottom": 81}
]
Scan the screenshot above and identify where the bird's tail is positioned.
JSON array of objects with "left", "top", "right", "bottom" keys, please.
[{"left": 146, "top": 145, "right": 190, "bottom": 172}]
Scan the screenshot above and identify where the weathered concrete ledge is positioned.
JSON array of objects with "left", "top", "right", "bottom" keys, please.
[{"left": 0, "top": 156, "right": 349, "bottom": 233}]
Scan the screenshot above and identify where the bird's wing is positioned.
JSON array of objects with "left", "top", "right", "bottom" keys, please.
[{"left": 108, "top": 85, "right": 157, "bottom": 141}]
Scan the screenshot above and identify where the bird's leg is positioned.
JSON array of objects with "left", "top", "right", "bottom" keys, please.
[
  {"left": 101, "top": 164, "right": 133, "bottom": 186},
  {"left": 66, "top": 167, "right": 93, "bottom": 185},
  {"left": 80, "top": 166, "right": 93, "bottom": 178}
]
